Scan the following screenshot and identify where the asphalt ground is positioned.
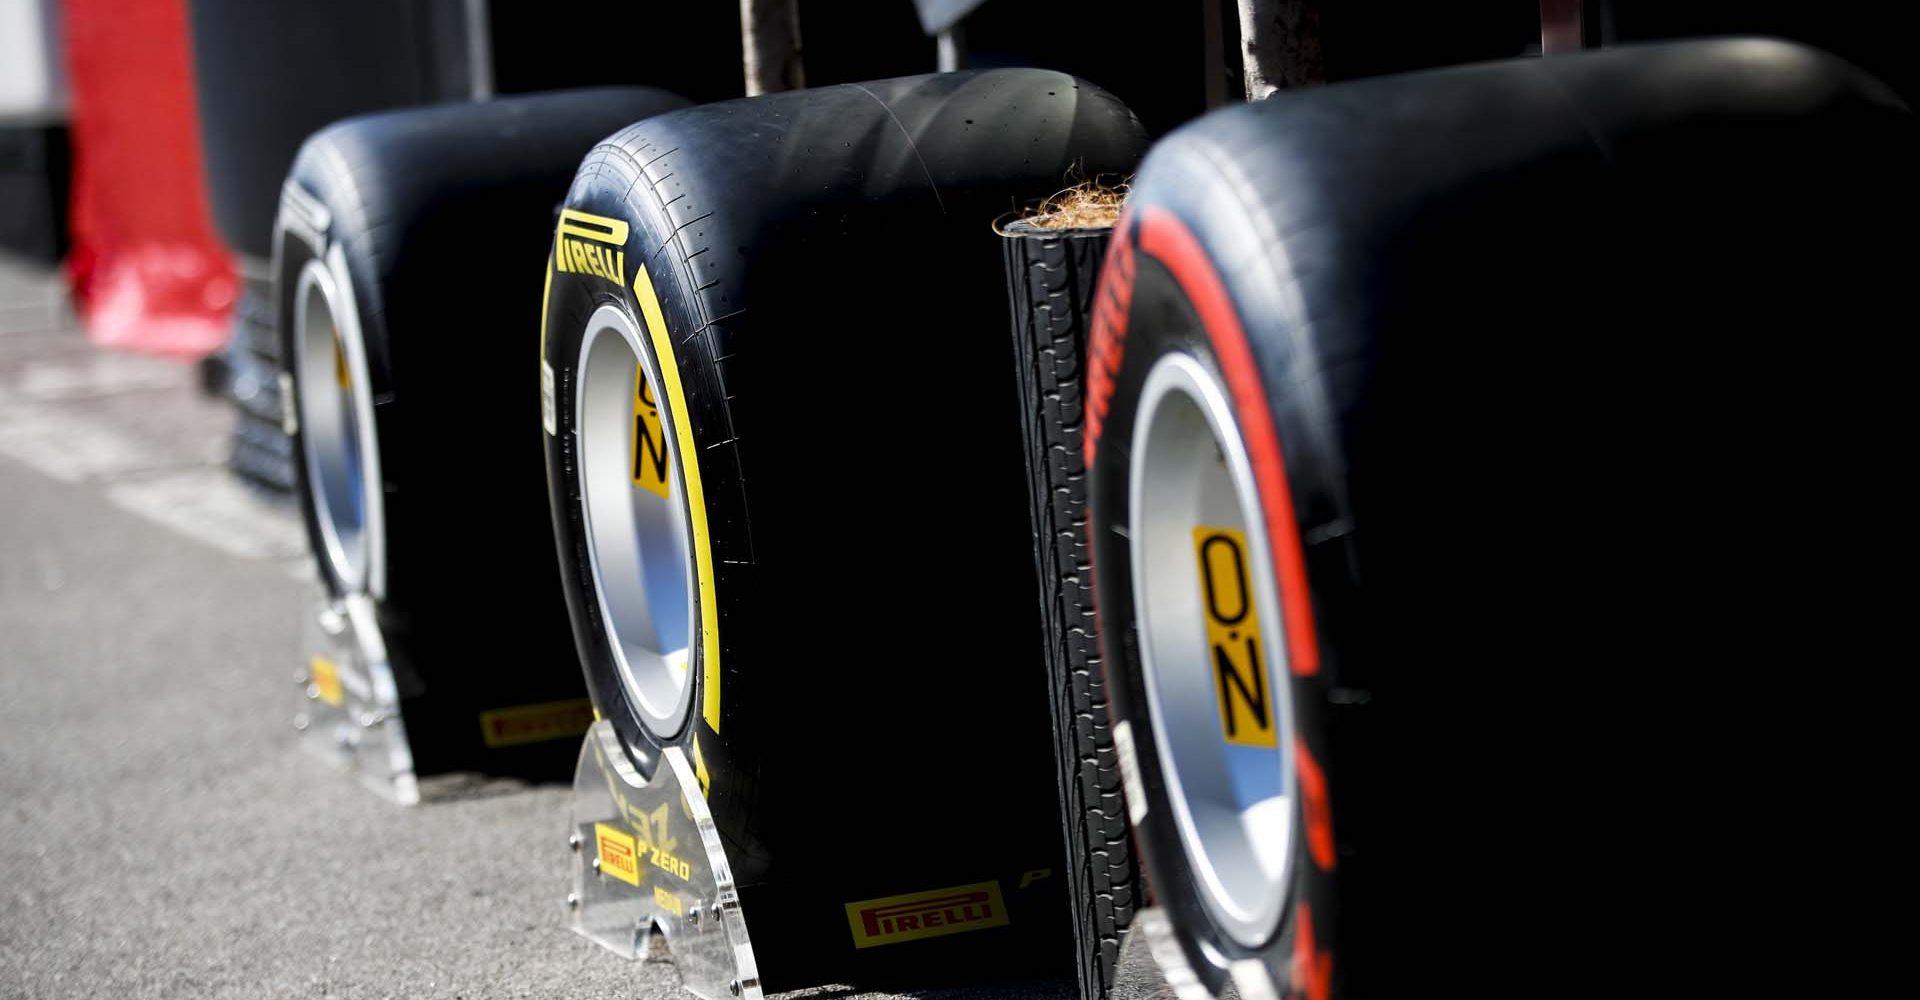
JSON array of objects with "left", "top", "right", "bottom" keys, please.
[{"left": 0, "top": 260, "right": 1182, "bottom": 1000}]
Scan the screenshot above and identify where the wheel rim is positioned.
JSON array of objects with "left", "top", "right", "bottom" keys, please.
[
  {"left": 294, "top": 259, "right": 371, "bottom": 593},
  {"left": 576, "top": 304, "right": 696, "bottom": 739},
  {"left": 1129, "top": 351, "right": 1296, "bottom": 948}
]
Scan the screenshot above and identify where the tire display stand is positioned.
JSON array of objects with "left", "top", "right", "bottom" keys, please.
[
  {"left": 294, "top": 590, "right": 419, "bottom": 805},
  {"left": 568, "top": 720, "right": 762, "bottom": 1000}
]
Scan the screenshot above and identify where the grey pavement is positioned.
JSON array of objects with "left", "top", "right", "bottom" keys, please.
[{"left": 0, "top": 260, "right": 1181, "bottom": 1000}]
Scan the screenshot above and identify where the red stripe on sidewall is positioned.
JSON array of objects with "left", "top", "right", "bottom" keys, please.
[{"left": 1136, "top": 206, "right": 1321, "bottom": 677}]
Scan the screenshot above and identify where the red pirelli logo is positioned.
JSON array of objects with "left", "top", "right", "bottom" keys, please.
[{"left": 844, "top": 881, "right": 1009, "bottom": 948}]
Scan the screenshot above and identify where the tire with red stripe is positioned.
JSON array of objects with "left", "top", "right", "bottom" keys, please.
[
  {"left": 1085, "top": 193, "right": 1344, "bottom": 1000},
  {"left": 1086, "top": 40, "right": 1914, "bottom": 999}
]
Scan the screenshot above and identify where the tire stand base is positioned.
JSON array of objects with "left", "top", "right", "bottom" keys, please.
[
  {"left": 568, "top": 720, "right": 762, "bottom": 1000},
  {"left": 293, "top": 591, "right": 420, "bottom": 805}
]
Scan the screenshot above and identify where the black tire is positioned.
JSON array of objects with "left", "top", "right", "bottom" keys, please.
[
  {"left": 1001, "top": 222, "right": 1136, "bottom": 1000},
  {"left": 0, "top": 123, "right": 70, "bottom": 266},
  {"left": 1086, "top": 40, "right": 1914, "bottom": 998},
  {"left": 189, "top": 0, "right": 479, "bottom": 259},
  {"left": 276, "top": 87, "right": 690, "bottom": 777},
  {"left": 539, "top": 70, "right": 1148, "bottom": 989}
]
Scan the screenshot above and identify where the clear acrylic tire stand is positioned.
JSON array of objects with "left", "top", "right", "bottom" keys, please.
[
  {"left": 293, "top": 590, "right": 420, "bottom": 806},
  {"left": 569, "top": 720, "right": 763, "bottom": 1000}
]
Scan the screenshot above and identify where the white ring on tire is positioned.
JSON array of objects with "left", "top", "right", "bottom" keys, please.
[
  {"left": 293, "top": 248, "right": 385, "bottom": 597},
  {"left": 575, "top": 303, "right": 697, "bottom": 739},
  {"left": 1129, "top": 351, "right": 1296, "bottom": 948}
]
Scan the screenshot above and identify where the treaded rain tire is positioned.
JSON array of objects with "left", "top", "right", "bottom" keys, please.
[{"left": 1002, "top": 221, "right": 1137, "bottom": 1000}]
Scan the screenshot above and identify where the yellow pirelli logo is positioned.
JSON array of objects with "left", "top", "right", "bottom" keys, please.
[
  {"left": 477, "top": 698, "right": 595, "bottom": 748},
  {"left": 1195, "top": 526, "right": 1278, "bottom": 748},
  {"left": 594, "top": 822, "right": 641, "bottom": 887},
  {"left": 554, "top": 209, "right": 628, "bottom": 286},
  {"left": 309, "top": 656, "right": 343, "bottom": 707},
  {"left": 632, "top": 371, "right": 670, "bottom": 498},
  {"left": 845, "top": 881, "right": 1009, "bottom": 949}
]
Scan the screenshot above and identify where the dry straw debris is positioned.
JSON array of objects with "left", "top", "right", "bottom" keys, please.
[{"left": 998, "top": 173, "right": 1131, "bottom": 233}]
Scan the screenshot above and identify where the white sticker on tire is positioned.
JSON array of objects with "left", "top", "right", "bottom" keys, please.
[
  {"left": 541, "top": 360, "right": 557, "bottom": 436},
  {"left": 1114, "top": 719, "right": 1148, "bottom": 824}
]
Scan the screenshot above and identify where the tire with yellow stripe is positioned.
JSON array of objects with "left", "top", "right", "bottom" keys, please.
[
  {"left": 539, "top": 69, "right": 1147, "bottom": 989},
  {"left": 274, "top": 88, "right": 689, "bottom": 776}
]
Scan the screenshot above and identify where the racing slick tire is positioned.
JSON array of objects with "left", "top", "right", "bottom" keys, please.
[
  {"left": 1084, "top": 40, "right": 1915, "bottom": 999},
  {"left": 276, "top": 87, "right": 690, "bottom": 777},
  {"left": 539, "top": 69, "right": 1148, "bottom": 988}
]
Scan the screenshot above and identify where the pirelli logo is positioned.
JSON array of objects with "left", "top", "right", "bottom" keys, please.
[
  {"left": 554, "top": 209, "right": 628, "bottom": 286},
  {"left": 844, "top": 881, "right": 1009, "bottom": 949},
  {"left": 594, "top": 822, "right": 641, "bottom": 887},
  {"left": 477, "top": 698, "right": 595, "bottom": 748}
]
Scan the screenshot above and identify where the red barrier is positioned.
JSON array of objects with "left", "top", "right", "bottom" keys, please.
[{"left": 62, "top": 0, "right": 233, "bottom": 357}]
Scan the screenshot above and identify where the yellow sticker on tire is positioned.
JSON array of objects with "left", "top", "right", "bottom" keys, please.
[
  {"left": 477, "top": 698, "right": 595, "bottom": 748},
  {"left": 845, "top": 881, "right": 1009, "bottom": 948},
  {"left": 631, "top": 373, "right": 671, "bottom": 499},
  {"left": 1194, "top": 526, "right": 1278, "bottom": 748}
]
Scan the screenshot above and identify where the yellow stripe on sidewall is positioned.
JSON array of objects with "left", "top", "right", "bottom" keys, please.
[
  {"left": 539, "top": 251, "right": 554, "bottom": 358},
  {"left": 633, "top": 264, "right": 721, "bottom": 733}
]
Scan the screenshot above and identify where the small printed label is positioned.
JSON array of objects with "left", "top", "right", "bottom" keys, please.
[
  {"left": 594, "top": 822, "right": 641, "bottom": 887},
  {"left": 478, "top": 699, "right": 594, "bottom": 748},
  {"left": 278, "top": 372, "right": 298, "bottom": 435},
  {"left": 631, "top": 370, "right": 670, "bottom": 499},
  {"left": 845, "top": 881, "right": 1009, "bottom": 949},
  {"left": 541, "top": 361, "right": 556, "bottom": 436},
  {"left": 309, "top": 656, "right": 344, "bottom": 707},
  {"left": 653, "top": 885, "right": 684, "bottom": 917},
  {"left": 1194, "top": 526, "right": 1278, "bottom": 748}
]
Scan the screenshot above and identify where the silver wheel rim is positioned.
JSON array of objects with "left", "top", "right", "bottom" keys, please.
[
  {"left": 576, "top": 304, "right": 696, "bottom": 739},
  {"left": 1129, "top": 352, "right": 1296, "bottom": 948},
  {"left": 293, "top": 257, "right": 377, "bottom": 594}
]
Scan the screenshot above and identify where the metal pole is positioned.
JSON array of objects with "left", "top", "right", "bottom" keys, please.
[
  {"left": 937, "top": 23, "right": 965, "bottom": 73},
  {"left": 740, "top": 0, "right": 805, "bottom": 95},
  {"left": 463, "top": 0, "right": 494, "bottom": 100},
  {"left": 1540, "top": 0, "right": 1585, "bottom": 54},
  {"left": 1236, "top": 0, "right": 1324, "bottom": 100},
  {"left": 1203, "top": 0, "right": 1229, "bottom": 106}
]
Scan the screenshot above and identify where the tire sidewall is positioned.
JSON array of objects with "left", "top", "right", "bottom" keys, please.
[
  {"left": 540, "top": 173, "right": 754, "bottom": 842},
  {"left": 276, "top": 187, "right": 374, "bottom": 603},
  {"left": 1089, "top": 211, "right": 1339, "bottom": 997}
]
